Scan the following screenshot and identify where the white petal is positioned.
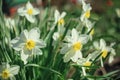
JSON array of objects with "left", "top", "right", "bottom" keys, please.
[
  {"left": 93, "top": 41, "right": 99, "bottom": 49},
  {"left": 63, "top": 50, "right": 75, "bottom": 62},
  {"left": 9, "top": 65, "right": 20, "bottom": 75},
  {"left": 11, "top": 37, "right": 25, "bottom": 51},
  {"left": 79, "top": 34, "right": 89, "bottom": 44},
  {"left": 85, "top": 19, "right": 95, "bottom": 32},
  {"left": 25, "top": 14, "right": 35, "bottom": 23},
  {"left": 35, "top": 39, "right": 46, "bottom": 48},
  {"left": 33, "top": 8, "right": 40, "bottom": 15},
  {"left": 54, "top": 10, "right": 60, "bottom": 23},
  {"left": 71, "top": 51, "right": 82, "bottom": 62},
  {"left": 23, "top": 48, "right": 32, "bottom": 55},
  {"left": 0, "top": 63, "right": 10, "bottom": 70},
  {"left": 82, "top": 0, "right": 91, "bottom": 11},
  {"left": 59, "top": 12, "right": 66, "bottom": 19},
  {"left": 60, "top": 45, "right": 70, "bottom": 54},
  {"left": 80, "top": 12, "right": 85, "bottom": 21},
  {"left": 28, "top": 28, "right": 40, "bottom": 40},
  {"left": 109, "top": 56, "right": 114, "bottom": 63},
  {"left": 71, "top": 28, "right": 78, "bottom": 43},
  {"left": 33, "top": 48, "right": 42, "bottom": 55},
  {"left": 53, "top": 32, "right": 60, "bottom": 41},
  {"left": 100, "top": 39, "right": 106, "bottom": 50},
  {"left": 9, "top": 75, "right": 16, "bottom": 80},
  {"left": 20, "top": 30, "right": 28, "bottom": 41},
  {"left": 21, "top": 51, "right": 29, "bottom": 64},
  {"left": 17, "top": 7, "right": 26, "bottom": 16},
  {"left": 26, "top": 1, "right": 33, "bottom": 9}
]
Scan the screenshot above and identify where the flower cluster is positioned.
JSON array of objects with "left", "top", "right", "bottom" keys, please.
[{"left": 0, "top": 0, "right": 117, "bottom": 80}]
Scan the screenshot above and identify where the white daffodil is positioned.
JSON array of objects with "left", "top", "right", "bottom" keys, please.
[
  {"left": 93, "top": 39, "right": 111, "bottom": 58},
  {"left": 76, "top": 53, "right": 97, "bottom": 76},
  {"left": 54, "top": 10, "right": 66, "bottom": 27},
  {"left": 11, "top": 28, "right": 46, "bottom": 64},
  {"left": 93, "top": 39, "right": 116, "bottom": 66},
  {"left": 0, "top": 63, "right": 19, "bottom": 80},
  {"left": 60, "top": 28, "right": 89, "bottom": 62},
  {"left": 17, "top": 1, "right": 40, "bottom": 23},
  {"left": 80, "top": 0, "right": 92, "bottom": 21}
]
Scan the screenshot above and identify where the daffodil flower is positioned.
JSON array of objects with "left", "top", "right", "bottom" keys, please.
[
  {"left": 17, "top": 1, "right": 40, "bottom": 23},
  {"left": 80, "top": 0, "right": 92, "bottom": 21},
  {"left": 76, "top": 53, "right": 97, "bottom": 76},
  {"left": 11, "top": 28, "right": 46, "bottom": 64},
  {"left": 0, "top": 63, "right": 19, "bottom": 80},
  {"left": 54, "top": 10, "right": 66, "bottom": 27},
  {"left": 52, "top": 10, "right": 66, "bottom": 43},
  {"left": 60, "top": 28, "right": 89, "bottom": 62},
  {"left": 93, "top": 39, "right": 116, "bottom": 66},
  {"left": 93, "top": 39, "right": 111, "bottom": 58}
]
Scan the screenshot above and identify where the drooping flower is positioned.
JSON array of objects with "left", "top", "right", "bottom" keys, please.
[
  {"left": 54, "top": 10, "right": 66, "bottom": 27},
  {"left": 80, "top": 0, "right": 92, "bottom": 21},
  {"left": 11, "top": 28, "right": 46, "bottom": 64},
  {"left": 0, "top": 63, "right": 19, "bottom": 80},
  {"left": 17, "top": 1, "right": 40, "bottom": 23},
  {"left": 60, "top": 28, "right": 89, "bottom": 62}
]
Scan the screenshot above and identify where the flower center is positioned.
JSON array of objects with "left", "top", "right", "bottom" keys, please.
[
  {"left": 58, "top": 18, "right": 65, "bottom": 26},
  {"left": 85, "top": 10, "right": 90, "bottom": 18},
  {"left": 102, "top": 50, "right": 108, "bottom": 58},
  {"left": 26, "top": 40, "right": 35, "bottom": 50},
  {"left": 83, "top": 61, "right": 91, "bottom": 67},
  {"left": 73, "top": 42, "right": 82, "bottom": 51},
  {"left": 90, "top": 29, "right": 94, "bottom": 36},
  {"left": 27, "top": 8, "right": 33, "bottom": 15},
  {"left": 2, "top": 69, "right": 10, "bottom": 79}
]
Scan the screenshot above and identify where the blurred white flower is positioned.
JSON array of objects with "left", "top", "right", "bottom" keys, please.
[
  {"left": 76, "top": 53, "right": 97, "bottom": 76},
  {"left": 54, "top": 10, "right": 66, "bottom": 27},
  {"left": 80, "top": 0, "right": 92, "bottom": 21},
  {"left": 17, "top": 1, "right": 40, "bottom": 23},
  {"left": 0, "top": 63, "right": 19, "bottom": 80},
  {"left": 116, "top": 8, "right": 120, "bottom": 18},
  {"left": 93, "top": 39, "right": 116, "bottom": 66},
  {"left": 5, "top": 17, "right": 15, "bottom": 29},
  {"left": 60, "top": 28, "right": 89, "bottom": 62},
  {"left": 11, "top": 28, "right": 46, "bottom": 64},
  {"left": 93, "top": 39, "right": 111, "bottom": 58}
]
